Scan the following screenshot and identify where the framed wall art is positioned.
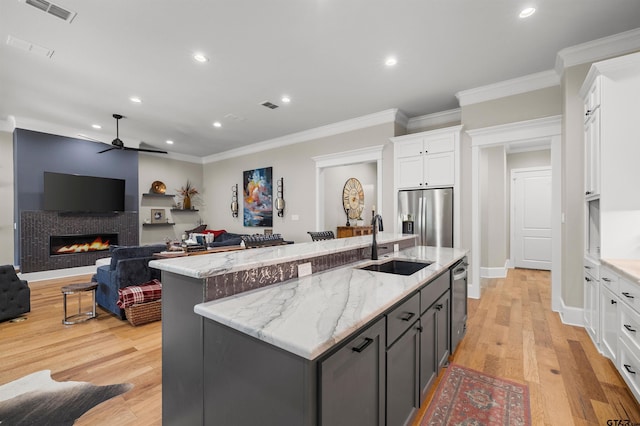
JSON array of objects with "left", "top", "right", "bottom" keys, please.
[
  {"left": 243, "top": 166, "right": 273, "bottom": 227},
  {"left": 151, "top": 208, "right": 166, "bottom": 224}
]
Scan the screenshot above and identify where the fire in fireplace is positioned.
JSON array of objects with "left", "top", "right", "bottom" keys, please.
[{"left": 50, "top": 233, "right": 118, "bottom": 256}]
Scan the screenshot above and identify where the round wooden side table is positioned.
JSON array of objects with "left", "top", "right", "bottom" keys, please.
[{"left": 61, "top": 282, "right": 98, "bottom": 325}]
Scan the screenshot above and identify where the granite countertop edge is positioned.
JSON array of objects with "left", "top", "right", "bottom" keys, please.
[
  {"left": 194, "top": 245, "right": 468, "bottom": 360},
  {"left": 149, "top": 233, "right": 417, "bottom": 279}
]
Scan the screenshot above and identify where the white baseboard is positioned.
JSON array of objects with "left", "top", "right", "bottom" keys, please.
[
  {"left": 558, "top": 300, "right": 584, "bottom": 327},
  {"left": 18, "top": 265, "right": 97, "bottom": 283},
  {"left": 480, "top": 261, "right": 509, "bottom": 278}
]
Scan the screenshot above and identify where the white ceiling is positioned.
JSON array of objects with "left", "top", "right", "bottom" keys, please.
[{"left": 1, "top": 1, "right": 640, "bottom": 159}]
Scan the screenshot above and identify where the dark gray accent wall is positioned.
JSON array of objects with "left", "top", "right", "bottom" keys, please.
[{"left": 13, "top": 129, "right": 139, "bottom": 268}]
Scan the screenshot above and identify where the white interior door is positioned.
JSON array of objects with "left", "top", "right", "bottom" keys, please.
[{"left": 512, "top": 168, "right": 552, "bottom": 270}]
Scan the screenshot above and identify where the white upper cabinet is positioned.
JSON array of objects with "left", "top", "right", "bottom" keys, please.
[
  {"left": 579, "top": 51, "right": 640, "bottom": 260},
  {"left": 393, "top": 128, "right": 458, "bottom": 189},
  {"left": 583, "top": 76, "right": 601, "bottom": 199}
]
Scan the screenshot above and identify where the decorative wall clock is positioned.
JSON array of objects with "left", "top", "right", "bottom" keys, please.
[{"left": 342, "top": 177, "right": 364, "bottom": 220}]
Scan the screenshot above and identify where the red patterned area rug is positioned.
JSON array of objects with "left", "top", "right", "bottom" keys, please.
[{"left": 420, "top": 364, "right": 531, "bottom": 426}]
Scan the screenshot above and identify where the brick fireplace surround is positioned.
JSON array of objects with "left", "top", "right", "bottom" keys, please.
[{"left": 20, "top": 211, "right": 139, "bottom": 273}]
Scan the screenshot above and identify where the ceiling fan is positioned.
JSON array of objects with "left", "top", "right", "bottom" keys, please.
[{"left": 97, "top": 114, "right": 168, "bottom": 154}]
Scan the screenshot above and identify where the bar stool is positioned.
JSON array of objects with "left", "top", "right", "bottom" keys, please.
[{"left": 61, "top": 282, "right": 98, "bottom": 324}]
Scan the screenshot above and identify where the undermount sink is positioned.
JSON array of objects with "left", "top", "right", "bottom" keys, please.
[{"left": 358, "top": 259, "right": 432, "bottom": 276}]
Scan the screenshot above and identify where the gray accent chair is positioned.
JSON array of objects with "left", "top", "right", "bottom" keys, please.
[{"left": 0, "top": 265, "right": 30, "bottom": 322}]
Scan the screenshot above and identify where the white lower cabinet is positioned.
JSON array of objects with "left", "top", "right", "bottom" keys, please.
[
  {"left": 600, "top": 286, "right": 619, "bottom": 362},
  {"left": 583, "top": 258, "right": 600, "bottom": 346},
  {"left": 619, "top": 337, "right": 640, "bottom": 402}
]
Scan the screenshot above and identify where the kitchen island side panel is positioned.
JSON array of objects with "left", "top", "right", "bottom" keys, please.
[
  {"left": 203, "top": 318, "right": 316, "bottom": 426},
  {"left": 162, "top": 272, "right": 206, "bottom": 426}
]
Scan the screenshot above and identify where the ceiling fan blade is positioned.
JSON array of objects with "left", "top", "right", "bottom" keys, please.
[
  {"left": 125, "top": 146, "right": 168, "bottom": 154},
  {"left": 97, "top": 146, "right": 116, "bottom": 154}
]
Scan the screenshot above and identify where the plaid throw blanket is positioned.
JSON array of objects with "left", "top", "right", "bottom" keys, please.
[{"left": 117, "top": 279, "right": 162, "bottom": 308}]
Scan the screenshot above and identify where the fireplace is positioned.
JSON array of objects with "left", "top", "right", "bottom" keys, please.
[{"left": 50, "top": 233, "right": 118, "bottom": 256}]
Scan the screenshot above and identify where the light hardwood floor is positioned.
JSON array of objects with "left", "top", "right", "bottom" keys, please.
[{"left": 1, "top": 269, "right": 638, "bottom": 425}]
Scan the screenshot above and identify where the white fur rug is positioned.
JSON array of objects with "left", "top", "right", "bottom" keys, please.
[{"left": 0, "top": 370, "right": 132, "bottom": 425}]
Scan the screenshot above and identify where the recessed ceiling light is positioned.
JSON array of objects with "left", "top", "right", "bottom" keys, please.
[
  {"left": 519, "top": 7, "right": 536, "bottom": 18},
  {"left": 130, "top": 96, "right": 142, "bottom": 103},
  {"left": 193, "top": 53, "right": 208, "bottom": 63},
  {"left": 213, "top": 121, "right": 222, "bottom": 128},
  {"left": 385, "top": 57, "right": 397, "bottom": 67},
  {"left": 281, "top": 96, "right": 291, "bottom": 104},
  {"left": 166, "top": 140, "right": 174, "bottom": 145},
  {"left": 91, "top": 124, "right": 101, "bottom": 129}
]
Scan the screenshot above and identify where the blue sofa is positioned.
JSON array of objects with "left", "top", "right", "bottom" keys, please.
[{"left": 94, "top": 244, "right": 165, "bottom": 319}]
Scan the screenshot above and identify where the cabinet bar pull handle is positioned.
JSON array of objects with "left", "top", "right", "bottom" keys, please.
[
  {"left": 611, "top": 299, "right": 617, "bottom": 305},
  {"left": 352, "top": 337, "right": 373, "bottom": 353},
  {"left": 602, "top": 278, "right": 611, "bottom": 282},
  {"left": 435, "top": 304, "right": 443, "bottom": 311},
  {"left": 584, "top": 265, "right": 592, "bottom": 269},
  {"left": 585, "top": 191, "right": 592, "bottom": 195},
  {"left": 400, "top": 312, "right": 416, "bottom": 322},
  {"left": 416, "top": 326, "right": 423, "bottom": 332},
  {"left": 624, "top": 364, "right": 637, "bottom": 375},
  {"left": 624, "top": 324, "right": 636, "bottom": 333},
  {"left": 622, "top": 292, "right": 635, "bottom": 299},
  {"left": 585, "top": 277, "right": 592, "bottom": 282}
]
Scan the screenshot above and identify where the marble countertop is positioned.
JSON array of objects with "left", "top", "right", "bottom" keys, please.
[
  {"left": 194, "top": 245, "right": 467, "bottom": 360},
  {"left": 149, "top": 232, "right": 416, "bottom": 279},
  {"left": 601, "top": 258, "right": 640, "bottom": 284}
]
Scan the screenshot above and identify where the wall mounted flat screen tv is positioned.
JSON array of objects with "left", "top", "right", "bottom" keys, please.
[{"left": 44, "top": 172, "right": 125, "bottom": 213}]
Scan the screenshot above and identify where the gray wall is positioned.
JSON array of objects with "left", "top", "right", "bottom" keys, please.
[
  {"left": 0, "top": 131, "right": 14, "bottom": 266},
  {"left": 13, "top": 129, "right": 139, "bottom": 266},
  {"left": 201, "top": 123, "right": 395, "bottom": 243},
  {"left": 138, "top": 154, "right": 204, "bottom": 244},
  {"left": 323, "top": 163, "right": 377, "bottom": 231}
]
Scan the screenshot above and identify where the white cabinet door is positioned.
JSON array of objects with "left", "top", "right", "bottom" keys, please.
[
  {"left": 584, "top": 265, "right": 600, "bottom": 346},
  {"left": 396, "top": 139, "right": 424, "bottom": 158},
  {"left": 600, "top": 286, "right": 619, "bottom": 362},
  {"left": 423, "top": 152, "right": 454, "bottom": 187},
  {"left": 424, "top": 134, "right": 454, "bottom": 154},
  {"left": 584, "top": 109, "right": 600, "bottom": 198},
  {"left": 397, "top": 156, "right": 424, "bottom": 189}
]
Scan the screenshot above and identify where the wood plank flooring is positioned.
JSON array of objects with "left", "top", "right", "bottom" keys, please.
[
  {"left": 1, "top": 268, "right": 638, "bottom": 425},
  {"left": 413, "top": 268, "right": 640, "bottom": 425}
]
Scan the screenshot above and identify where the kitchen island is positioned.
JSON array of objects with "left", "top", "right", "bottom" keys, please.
[{"left": 150, "top": 232, "right": 422, "bottom": 426}]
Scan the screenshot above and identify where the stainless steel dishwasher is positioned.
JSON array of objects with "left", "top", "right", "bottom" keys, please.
[{"left": 451, "top": 257, "right": 468, "bottom": 354}]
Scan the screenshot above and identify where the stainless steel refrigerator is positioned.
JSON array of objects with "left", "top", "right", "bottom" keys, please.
[{"left": 398, "top": 188, "right": 453, "bottom": 247}]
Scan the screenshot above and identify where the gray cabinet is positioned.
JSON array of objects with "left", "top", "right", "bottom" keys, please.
[
  {"left": 320, "top": 317, "right": 385, "bottom": 426},
  {"left": 386, "top": 320, "right": 420, "bottom": 426},
  {"left": 385, "top": 292, "right": 421, "bottom": 426},
  {"left": 419, "top": 273, "right": 451, "bottom": 401}
]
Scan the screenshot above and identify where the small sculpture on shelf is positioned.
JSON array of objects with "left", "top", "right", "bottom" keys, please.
[{"left": 178, "top": 180, "right": 198, "bottom": 210}]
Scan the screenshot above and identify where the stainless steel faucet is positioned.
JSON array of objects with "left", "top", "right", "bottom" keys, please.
[{"left": 371, "top": 214, "right": 384, "bottom": 260}]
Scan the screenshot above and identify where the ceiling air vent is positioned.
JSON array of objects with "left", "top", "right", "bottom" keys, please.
[
  {"left": 6, "top": 35, "right": 54, "bottom": 58},
  {"left": 260, "top": 101, "right": 279, "bottom": 110},
  {"left": 21, "top": 0, "right": 77, "bottom": 23}
]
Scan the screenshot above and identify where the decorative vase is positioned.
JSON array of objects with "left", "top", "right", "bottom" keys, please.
[{"left": 183, "top": 195, "right": 191, "bottom": 210}]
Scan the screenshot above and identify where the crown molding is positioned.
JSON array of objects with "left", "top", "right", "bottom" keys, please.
[
  {"left": 202, "top": 108, "right": 402, "bottom": 164},
  {"left": 555, "top": 27, "right": 640, "bottom": 74},
  {"left": 466, "top": 115, "right": 561, "bottom": 147},
  {"left": 455, "top": 70, "right": 560, "bottom": 107},
  {"left": 0, "top": 116, "right": 16, "bottom": 132},
  {"left": 406, "top": 108, "right": 461, "bottom": 132}
]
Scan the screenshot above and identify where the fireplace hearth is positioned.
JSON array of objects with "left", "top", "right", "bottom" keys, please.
[{"left": 50, "top": 233, "right": 118, "bottom": 256}]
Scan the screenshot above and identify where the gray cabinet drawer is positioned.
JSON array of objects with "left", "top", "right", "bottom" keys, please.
[
  {"left": 420, "top": 270, "right": 450, "bottom": 314},
  {"left": 387, "top": 293, "right": 420, "bottom": 347}
]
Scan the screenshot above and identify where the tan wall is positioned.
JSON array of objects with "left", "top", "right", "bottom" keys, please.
[
  {"left": 482, "top": 146, "right": 508, "bottom": 268},
  {"left": 460, "top": 86, "right": 562, "bottom": 274},
  {"left": 562, "top": 63, "right": 591, "bottom": 307},
  {"left": 138, "top": 155, "right": 204, "bottom": 244},
  {"left": 202, "top": 123, "right": 395, "bottom": 243},
  {"left": 505, "top": 150, "right": 551, "bottom": 258},
  {"left": 0, "top": 131, "right": 14, "bottom": 265}
]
